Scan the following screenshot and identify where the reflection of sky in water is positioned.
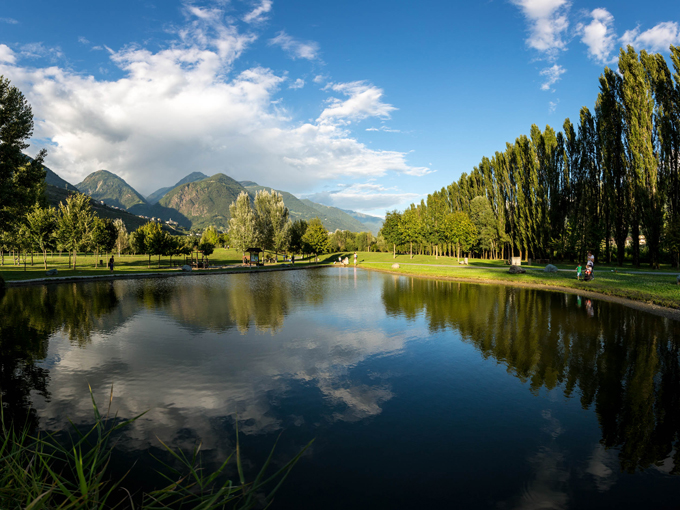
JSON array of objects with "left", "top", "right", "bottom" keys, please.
[{"left": 9, "top": 268, "right": 680, "bottom": 509}]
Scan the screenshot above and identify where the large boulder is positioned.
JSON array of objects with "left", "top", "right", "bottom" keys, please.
[
  {"left": 544, "top": 264, "right": 558, "bottom": 273},
  {"left": 182, "top": 265, "right": 192, "bottom": 272},
  {"left": 46, "top": 269, "right": 58, "bottom": 276},
  {"left": 391, "top": 263, "right": 400, "bottom": 269},
  {"left": 508, "top": 265, "right": 526, "bottom": 274}
]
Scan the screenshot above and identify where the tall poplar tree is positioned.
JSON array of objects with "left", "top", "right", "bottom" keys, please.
[{"left": 229, "top": 191, "right": 258, "bottom": 256}]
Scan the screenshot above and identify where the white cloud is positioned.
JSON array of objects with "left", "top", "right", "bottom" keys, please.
[
  {"left": 548, "top": 99, "right": 559, "bottom": 113},
  {"left": 289, "top": 78, "right": 305, "bottom": 89},
  {"left": 576, "top": 8, "right": 616, "bottom": 64},
  {"left": 0, "top": 44, "right": 16, "bottom": 64},
  {"left": 243, "top": 0, "right": 272, "bottom": 24},
  {"left": 0, "top": 9, "right": 425, "bottom": 196},
  {"left": 0, "top": 17, "right": 18, "bottom": 24},
  {"left": 313, "top": 74, "right": 326, "bottom": 84},
  {"left": 366, "top": 125, "right": 400, "bottom": 133},
  {"left": 540, "top": 64, "right": 565, "bottom": 90},
  {"left": 19, "top": 42, "right": 64, "bottom": 61},
  {"left": 78, "top": 36, "right": 90, "bottom": 45},
  {"left": 319, "top": 81, "right": 397, "bottom": 124},
  {"left": 303, "top": 182, "right": 420, "bottom": 211},
  {"left": 621, "top": 21, "right": 680, "bottom": 53},
  {"left": 269, "top": 30, "right": 319, "bottom": 60},
  {"left": 511, "top": 0, "right": 571, "bottom": 58}
]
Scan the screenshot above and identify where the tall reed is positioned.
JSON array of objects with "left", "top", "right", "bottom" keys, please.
[{"left": 0, "top": 386, "right": 312, "bottom": 509}]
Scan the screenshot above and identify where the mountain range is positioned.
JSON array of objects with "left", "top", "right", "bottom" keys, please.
[{"left": 42, "top": 167, "right": 383, "bottom": 234}]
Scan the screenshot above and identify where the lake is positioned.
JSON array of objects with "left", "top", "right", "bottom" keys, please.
[{"left": 2, "top": 267, "right": 680, "bottom": 509}]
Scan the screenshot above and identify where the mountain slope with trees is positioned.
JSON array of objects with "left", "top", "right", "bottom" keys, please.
[
  {"left": 159, "top": 173, "right": 247, "bottom": 229},
  {"left": 76, "top": 170, "right": 147, "bottom": 210},
  {"left": 146, "top": 171, "right": 208, "bottom": 204}
]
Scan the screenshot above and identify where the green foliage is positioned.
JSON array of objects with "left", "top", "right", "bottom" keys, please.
[
  {"left": 288, "top": 219, "right": 308, "bottom": 254},
  {"left": 302, "top": 218, "right": 331, "bottom": 259},
  {"left": 0, "top": 76, "right": 47, "bottom": 234},
  {"left": 113, "top": 218, "right": 129, "bottom": 256},
  {"left": 394, "top": 44, "right": 680, "bottom": 267},
  {"left": 90, "top": 217, "right": 117, "bottom": 264},
  {"left": 200, "top": 225, "right": 220, "bottom": 246},
  {"left": 229, "top": 191, "right": 258, "bottom": 254},
  {"left": 130, "top": 228, "right": 147, "bottom": 255},
  {"left": 380, "top": 210, "right": 403, "bottom": 257},
  {"left": 254, "top": 189, "right": 291, "bottom": 253},
  {"left": 56, "top": 193, "right": 94, "bottom": 270},
  {"left": 21, "top": 203, "right": 57, "bottom": 269}
]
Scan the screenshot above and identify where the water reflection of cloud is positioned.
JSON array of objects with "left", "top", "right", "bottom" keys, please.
[
  {"left": 585, "top": 443, "right": 618, "bottom": 492},
  {"left": 33, "top": 306, "right": 416, "bottom": 451},
  {"left": 504, "top": 409, "right": 570, "bottom": 510}
]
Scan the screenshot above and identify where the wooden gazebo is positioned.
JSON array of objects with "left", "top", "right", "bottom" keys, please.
[{"left": 244, "top": 247, "right": 263, "bottom": 266}]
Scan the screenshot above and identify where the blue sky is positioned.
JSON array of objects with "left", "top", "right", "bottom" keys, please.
[{"left": 1, "top": 0, "right": 679, "bottom": 217}]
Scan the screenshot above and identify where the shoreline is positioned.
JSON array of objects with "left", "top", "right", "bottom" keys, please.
[
  {"left": 361, "top": 265, "right": 680, "bottom": 322},
  {"left": 3, "top": 263, "right": 325, "bottom": 288}
]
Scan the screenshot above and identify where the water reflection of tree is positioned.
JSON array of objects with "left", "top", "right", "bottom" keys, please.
[
  {"left": 137, "top": 274, "right": 296, "bottom": 334},
  {"left": 0, "top": 283, "right": 120, "bottom": 427},
  {"left": 381, "top": 277, "right": 680, "bottom": 473}
]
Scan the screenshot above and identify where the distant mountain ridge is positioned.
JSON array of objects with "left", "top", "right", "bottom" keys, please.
[
  {"left": 159, "top": 173, "right": 246, "bottom": 229},
  {"left": 146, "top": 172, "right": 208, "bottom": 204},
  {"left": 45, "top": 167, "right": 384, "bottom": 234},
  {"left": 76, "top": 170, "right": 147, "bottom": 210}
]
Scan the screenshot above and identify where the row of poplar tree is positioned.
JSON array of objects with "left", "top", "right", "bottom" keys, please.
[{"left": 380, "top": 45, "right": 680, "bottom": 267}]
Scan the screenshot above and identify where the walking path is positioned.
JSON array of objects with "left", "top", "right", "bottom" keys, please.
[
  {"left": 4, "top": 263, "right": 325, "bottom": 287},
  {"left": 363, "top": 261, "right": 679, "bottom": 276}
]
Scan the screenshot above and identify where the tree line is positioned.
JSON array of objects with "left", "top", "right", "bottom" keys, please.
[{"left": 383, "top": 45, "right": 680, "bottom": 267}]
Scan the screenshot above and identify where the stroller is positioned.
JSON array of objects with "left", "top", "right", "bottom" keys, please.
[{"left": 583, "top": 261, "right": 594, "bottom": 281}]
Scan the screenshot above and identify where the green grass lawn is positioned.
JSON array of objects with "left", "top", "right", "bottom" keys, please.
[
  {"left": 342, "top": 252, "right": 680, "bottom": 309},
  {"left": 3, "top": 249, "right": 679, "bottom": 309},
  {"left": 0, "top": 248, "right": 319, "bottom": 282}
]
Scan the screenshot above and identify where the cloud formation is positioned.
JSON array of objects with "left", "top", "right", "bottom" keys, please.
[
  {"left": 0, "top": 5, "right": 425, "bottom": 204},
  {"left": 540, "top": 64, "right": 565, "bottom": 90},
  {"left": 319, "top": 81, "right": 397, "bottom": 124},
  {"left": 0, "top": 44, "right": 16, "bottom": 64},
  {"left": 269, "top": 30, "right": 319, "bottom": 60},
  {"left": 289, "top": 77, "right": 305, "bottom": 89},
  {"left": 621, "top": 21, "right": 680, "bottom": 53},
  {"left": 577, "top": 8, "right": 616, "bottom": 64},
  {"left": 243, "top": 0, "right": 273, "bottom": 24},
  {"left": 511, "top": 0, "right": 571, "bottom": 58},
  {"left": 303, "top": 182, "right": 420, "bottom": 211}
]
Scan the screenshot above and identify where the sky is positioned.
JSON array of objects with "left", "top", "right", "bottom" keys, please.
[{"left": 0, "top": 0, "right": 679, "bottom": 217}]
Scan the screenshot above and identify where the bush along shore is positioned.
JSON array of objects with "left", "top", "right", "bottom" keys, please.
[{"left": 0, "top": 387, "right": 312, "bottom": 510}]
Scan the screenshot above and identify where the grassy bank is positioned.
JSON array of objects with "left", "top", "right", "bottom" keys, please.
[
  {"left": 2, "top": 249, "right": 679, "bottom": 310},
  {"left": 328, "top": 251, "right": 680, "bottom": 310},
  {"left": 0, "top": 248, "right": 319, "bottom": 282},
  {"left": 0, "top": 388, "right": 311, "bottom": 509}
]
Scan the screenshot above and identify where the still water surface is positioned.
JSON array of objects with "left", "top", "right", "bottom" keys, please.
[{"left": 2, "top": 267, "right": 680, "bottom": 508}]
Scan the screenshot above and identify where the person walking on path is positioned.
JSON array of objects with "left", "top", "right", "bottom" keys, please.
[
  {"left": 354, "top": 252, "right": 358, "bottom": 265},
  {"left": 587, "top": 251, "right": 595, "bottom": 279},
  {"left": 108, "top": 256, "right": 114, "bottom": 273},
  {"left": 576, "top": 264, "right": 582, "bottom": 281}
]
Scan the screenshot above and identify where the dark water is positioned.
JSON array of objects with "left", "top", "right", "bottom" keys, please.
[{"left": 2, "top": 267, "right": 680, "bottom": 509}]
